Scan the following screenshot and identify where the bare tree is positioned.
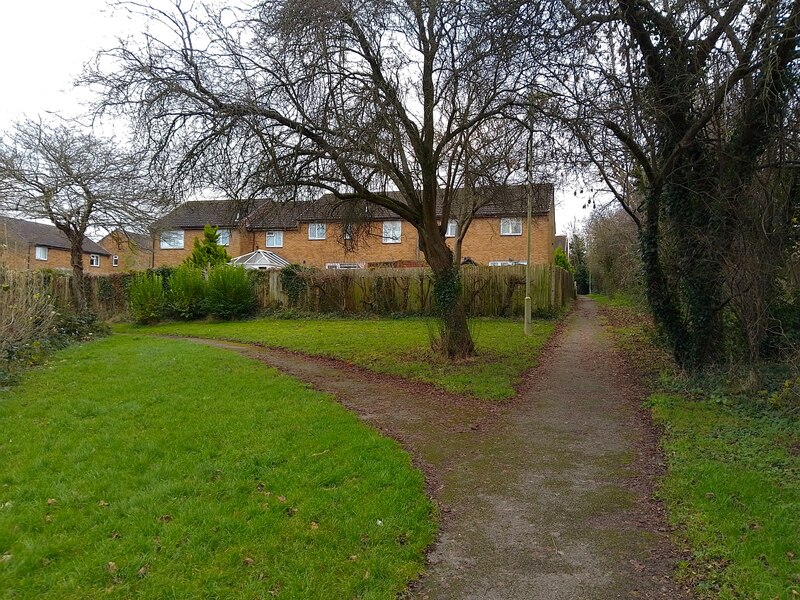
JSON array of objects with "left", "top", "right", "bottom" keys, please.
[
  {"left": 553, "top": 0, "right": 800, "bottom": 369},
  {"left": 83, "top": 0, "right": 562, "bottom": 357},
  {"left": 0, "top": 118, "right": 163, "bottom": 309}
]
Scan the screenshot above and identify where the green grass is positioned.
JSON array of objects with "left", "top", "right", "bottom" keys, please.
[
  {"left": 0, "top": 336, "right": 436, "bottom": 599},
  {"left": 115, "top": 317, "right": 555, "bottom": 400},
  {"left": 651, "top": 394, "right": 799, "bottom": 599},
  {"left": 594, "top": 296, "right": 800, "bottom": 599}
]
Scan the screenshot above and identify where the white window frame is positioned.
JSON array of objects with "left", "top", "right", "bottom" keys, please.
[
  {"left": 89, "top": 254, "right": 101, "bottom": 268},
  {"left": 35, "top": 246, "right": 48, "bottom": 261},
  {"left": 266, "top": 230, "right": 284, "bottom": 248},
  {"left": 446, "top": 219, "right": 458, "bottom": 238},
  {"left": 382, "top": 221, "right": 402, "bottom": 244},
  {"left": 489, "top": 260, "right": 527, "bottom": 267},
  {"left": 216, "top": 228, "right": 231, "bottom": 246},
  {"left": 500, "top": 217, "right": 523, "bottom": 236},
  {"left": 308, "top": 222, "right": 327, "bottom": 240},
  {"left": 160, "top": 230, "right": 185, "bottom": 249},
  {"left": 112, "top": 255, "right": 119, "bottom": 267},
  {"left": 326, "top": 263, "right": 362, "bottom": 270}
]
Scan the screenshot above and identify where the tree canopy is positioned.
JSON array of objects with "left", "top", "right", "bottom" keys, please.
[
  {"left": 85, "top": 0, "right": 565, "bottom": 356},
  {"left": 0, "top": 118, "right": 163, "bottom": 308}
]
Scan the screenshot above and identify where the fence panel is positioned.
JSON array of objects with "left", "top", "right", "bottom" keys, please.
[{"left": 1, "top": 264, "right": 576, "bottom": 318}]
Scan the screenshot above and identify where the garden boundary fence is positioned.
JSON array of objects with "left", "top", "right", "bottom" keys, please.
[{"left": 3, "top": 264, "right": 576, "bottom": 318}]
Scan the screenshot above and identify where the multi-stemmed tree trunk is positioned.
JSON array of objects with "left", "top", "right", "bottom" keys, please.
[{"left": 558, "top": 0, "right": 800, "bottom": 370}]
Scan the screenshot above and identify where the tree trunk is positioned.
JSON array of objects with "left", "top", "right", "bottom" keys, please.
[
  {"left": 69, "top": 237, "right": 86, "bottom": 312},
  {"left": 420, "top": 224, "right": 475, "bottom": 358}
]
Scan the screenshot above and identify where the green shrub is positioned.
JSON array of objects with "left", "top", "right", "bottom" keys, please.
[
  {"left": 128, "top": 273, "right": 166, "bottom": 324},
  {"left": 554, "top": 247, "right": 574, "bottom": 273},
  {"left": 184, "top": 224, "right": 231, "bottom": 268},
  {"left": 168, "top": 266, "right": 208, "bottom": 320},
  {"left": 205, "top": 265, "right": 256, "bottom": 319}
]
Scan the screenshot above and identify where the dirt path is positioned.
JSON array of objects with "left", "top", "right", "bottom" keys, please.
[{"left": 184, "top": 298, "right": 690, "bottom": 599}]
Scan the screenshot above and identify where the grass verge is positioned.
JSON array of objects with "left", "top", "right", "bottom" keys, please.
[
  {"left": 114, "top": 317, "right": 555, "bottom": 400},
  {"left": 595, "top": 295, "right": 800, "bottom": 599},
  {"left": 0, "top": 336, "right": 436, "bottom": 599}
]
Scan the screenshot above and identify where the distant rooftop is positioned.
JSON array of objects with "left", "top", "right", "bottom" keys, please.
[
  {"left": 155, "top": 184, "right": 555, "bottom": 231},
  {"left": 0, "top": 216, "right": 110, "bottom": 255}
]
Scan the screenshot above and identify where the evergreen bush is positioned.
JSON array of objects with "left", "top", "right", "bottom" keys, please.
[
  {"left": 168, "top": 266, "right": 208, "bottom": 320},
  {"left": 184, "top": 225, "right": 231, "bottom": 268},
  {"left": 205, "top": 265, "right": 256, "bottom": 319},
  {"left": 128, "top": 273, "right": 166, "bottom": 324}
]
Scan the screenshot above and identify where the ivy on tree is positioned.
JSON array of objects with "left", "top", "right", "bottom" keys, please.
[{"left": 184, "top": 225, "right": 230, "bottom": 268}]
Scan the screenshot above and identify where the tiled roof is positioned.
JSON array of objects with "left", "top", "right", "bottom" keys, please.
[
  {"left": 0, "top": 216, "right": 111, "bottom": 255},
  {"left": 153, "top": 199, "right": 256, "bottom": 230},
  {"left": 156, "top": 184, "right": 554, "bottom": 231},
  {"left": 100, "top": 229, "right": 153, "bottom": 251}
]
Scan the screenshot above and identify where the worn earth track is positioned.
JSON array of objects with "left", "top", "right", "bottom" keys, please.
[{"left": 182, "top": 298, "right": 691, "bottom": 599}]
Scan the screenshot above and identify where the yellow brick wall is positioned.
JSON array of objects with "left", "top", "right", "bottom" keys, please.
[
  {"left": 252, "top": 222, "right": 421, "bottom": 267},
  {"left": 153, "top": 228, "right": 245, "bottom": 267},
  {"left": 99, "top": 234, "right": 154, "bottom": 271},
  {"left": 1, "top": 239, "right": 113, "bottom": 274},
  {"left": 151, "top": 215, "right": 555, "bottom": 269},
  {"left": 454, "top": 215, "right": 554, "bottom": 265}
]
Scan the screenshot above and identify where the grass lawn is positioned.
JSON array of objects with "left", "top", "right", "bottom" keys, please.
[
  {"left": 115, "top": 317, "right": 555, "bottom": 400},
  {"left": 595, "top": 295, "right": 800, "bottom": 599},
  {"left": 0, "top": 336, "right": 436, "bottom": 599},
  {"left": 650, "top": 394, "right": 799, "bottom": 599}
]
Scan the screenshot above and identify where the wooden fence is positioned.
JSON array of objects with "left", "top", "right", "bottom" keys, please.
[
  {"left": 267, "top": 264, "right": 575, "bottom": 316},
  {"left": 3, "top": 264, "right": 575, "bottom": 318}
]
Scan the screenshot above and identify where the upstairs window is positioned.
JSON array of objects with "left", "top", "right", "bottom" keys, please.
[
  {"left": 216, "top": 228, "right": 231, "bottom": 246},
  {"left": 382, "top": 221, "right": 401, "bottom": 244},
  {"left": 160, "top": 230, "right": 185, "bottom": 249},
  {"left": 446, "top": 219, "right": 458, "bottom": 238},
  {"left": 35, "top": 246, "right": 48, "bottom": 261},
  {"left": 112, "top": 255, "right": 119, "bottom": 267},
  {"left": 89, "top": 254, "right": 101, "bottom": 268},
  {"left": 308, "top": 223, "right": 326, "bottom": 240},
  {"left": 500, "top": 217, "right": 522, "bottom": 236},
  {"left": 342, "top": 223, "right": 353, "bottom": 240},
  {"left": 266, "top": 230, "right": 284, "bottom": 247}
]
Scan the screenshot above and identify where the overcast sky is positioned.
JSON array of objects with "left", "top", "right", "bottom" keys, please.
[{"left": 0, "top": 1, "right": 588, "bottom": 234}]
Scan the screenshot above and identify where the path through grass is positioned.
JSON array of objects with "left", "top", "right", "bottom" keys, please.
[
  {"left": 116, "top": 317, "right": 554, "bottom": 400},
  {"left": 0, "top": 336, "right": 435, "bottom": 599}
]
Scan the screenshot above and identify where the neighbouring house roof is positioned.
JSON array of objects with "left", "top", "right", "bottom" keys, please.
[
  {"left": 263, "top": 184, "right": 554, "bottom": 225},
  {"left": 156, "top": 184, "right": 555, "bottom": 232},
  {"left": 100, "top": 229, "right": 153, "bottom": 252},
  {"left": 154, "top": 199, "right": 256, "bottom": 230},
  {"left": 0, "top": 216, "right": 111, "bottom": 255},
  {"left": 230, "top": 249, "right": 291, "bottom": 270}
]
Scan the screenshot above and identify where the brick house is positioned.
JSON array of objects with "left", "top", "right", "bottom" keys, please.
[
  {"left": 98, "top": 229, "right": 155, "bottom": 271},
  {"left": 151, "top": 185, "right": 556, "bottom": 269},
  {"left": 0, "top": 216, "right": 113, "bottom": 273}
]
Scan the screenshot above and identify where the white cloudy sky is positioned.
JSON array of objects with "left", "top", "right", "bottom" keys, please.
[{"left": 0, "top": 1, "right": 588, "bottom": 234}]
